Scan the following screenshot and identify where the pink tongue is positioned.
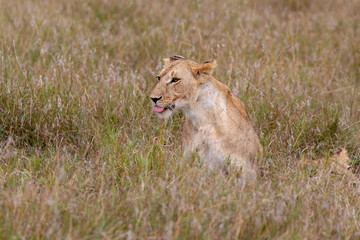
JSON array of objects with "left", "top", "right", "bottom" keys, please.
[{"left": 153, "top": 106, "right": 165, "bottom": 113}]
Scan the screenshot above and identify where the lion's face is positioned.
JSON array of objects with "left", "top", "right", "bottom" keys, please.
[
  {"left": 150, "top": 60, "right": 198, "bottom": 118},
  {"left": 149, "top": 56, "right": 217, "bottom": 119}
]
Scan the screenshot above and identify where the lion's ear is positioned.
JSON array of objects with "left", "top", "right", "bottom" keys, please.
[
  {"left": 163, "top": 55, "right": 185, "bottom": 67},
  {"left": 200, "top": 59, "right": 217, "bottom": 75},
  {"left": 191, "top": 59, "right": 217, "bottom": 77}
]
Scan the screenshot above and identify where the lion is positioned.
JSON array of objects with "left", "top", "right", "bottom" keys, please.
[
  {"left": 150, "top": 55, "right": 263, "bottom": 180},
  {"left": 297, "top": 149, "right": 351, "bottom": 174},
  {"left": 297, "top": 149, "right": 358, "bottom": 184}
]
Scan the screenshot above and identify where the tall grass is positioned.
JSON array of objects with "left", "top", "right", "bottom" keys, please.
[{"left": 0, "top": 0, "right": 359, "bottom": 239}]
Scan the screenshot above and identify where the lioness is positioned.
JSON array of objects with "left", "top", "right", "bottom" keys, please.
[{"left": 150, "top": 56, "right": 263, "bottom": 180}]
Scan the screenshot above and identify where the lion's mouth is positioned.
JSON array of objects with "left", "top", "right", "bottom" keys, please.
[{"left": 153, "top": 104, "right": 175, "bottom": 113}]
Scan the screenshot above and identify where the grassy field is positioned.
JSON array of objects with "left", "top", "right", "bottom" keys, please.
[{"left": 0, "top": 0, "right": 359, "bottom": 239}]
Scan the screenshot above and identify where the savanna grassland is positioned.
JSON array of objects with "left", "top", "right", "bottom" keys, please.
[{"left": 0, "top": 0, "right": 360, "bottom": 239}]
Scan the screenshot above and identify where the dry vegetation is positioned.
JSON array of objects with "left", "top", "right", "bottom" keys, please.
[{"left": 0, "top": 0, "right": 359, "bottom": 239}]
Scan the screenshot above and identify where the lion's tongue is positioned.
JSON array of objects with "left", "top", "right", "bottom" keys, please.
[{"left": 153, "top": 106, "right": 165, "bottom": 113}]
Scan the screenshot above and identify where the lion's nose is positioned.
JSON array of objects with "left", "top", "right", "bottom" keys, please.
[{"left": 150, "top": 96, "right": 162, "bottom": 104}]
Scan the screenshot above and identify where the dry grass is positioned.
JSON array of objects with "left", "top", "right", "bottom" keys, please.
[{"left": 0, "top": 0, "right": 359, "bottom": 239}]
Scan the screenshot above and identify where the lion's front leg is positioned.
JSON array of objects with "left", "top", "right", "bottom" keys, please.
[
  {"left": 181, "top": 119, "right": 199, "bottom": 160},
  {"left": 182, "top": 142, "right": 194, "bottom": 160}
]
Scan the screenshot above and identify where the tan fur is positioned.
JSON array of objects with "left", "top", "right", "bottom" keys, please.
[
  {"left": 298, "top": 149, "right": 358, "bottom": 183},
  {"left": 297, "top": 149, "right": 349, "bottom": 173},
  {"left": 150, "top": 56, "right": 263, "bottom": 181}
]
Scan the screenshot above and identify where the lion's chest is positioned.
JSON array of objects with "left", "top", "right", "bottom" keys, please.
[{"left": 183, "top": 123, "right": 230, "bottom": 169}]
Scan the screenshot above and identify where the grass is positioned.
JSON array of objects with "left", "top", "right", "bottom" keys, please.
[{"left": 0, "top": 0, "right": 359, "bottom": 239}]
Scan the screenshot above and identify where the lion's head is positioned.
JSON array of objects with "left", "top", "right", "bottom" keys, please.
[{"left": 149, "top": 56, "right": 217, "bottom": 118}]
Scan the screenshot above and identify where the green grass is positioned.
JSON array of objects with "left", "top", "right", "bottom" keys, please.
[{"left": 0, "top": 0, "right": 359, "bottom": 239}]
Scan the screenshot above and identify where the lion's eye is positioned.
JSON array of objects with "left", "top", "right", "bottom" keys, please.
[
  {"left": 171, "top": 77, "right": 180, "bottom": 83},
  {"left": 156, "top": 76, "right": 161, "bottom": 81}
]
